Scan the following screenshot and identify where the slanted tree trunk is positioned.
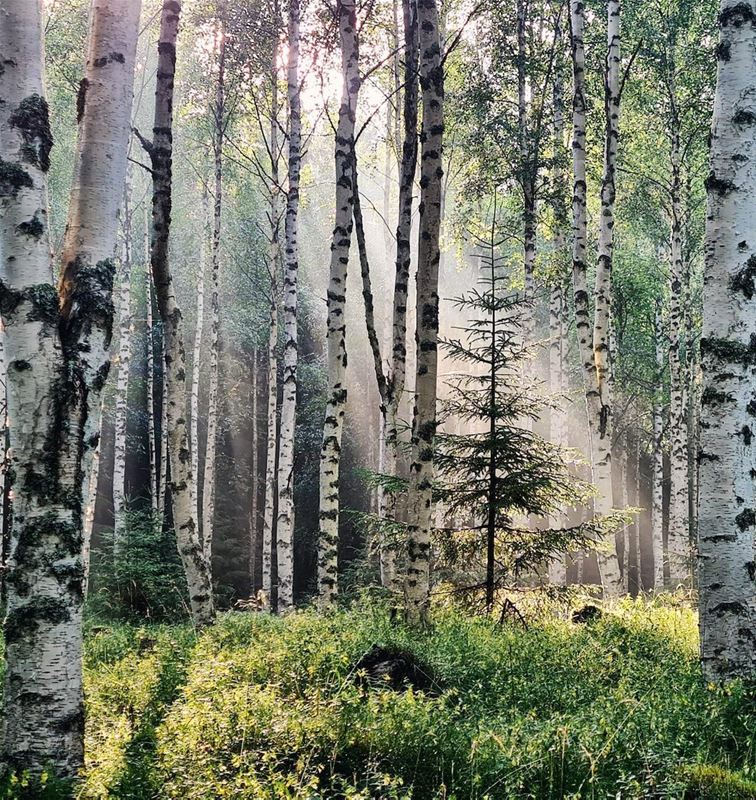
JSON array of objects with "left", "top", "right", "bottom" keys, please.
[
  {"left": 141, "top": 0, "right": 214, "bottom": 626},
  {"left": 112, "top": 185, "right": 133, "bottom": 554},
  {"left": 405, "top": 0, "right": 444, "bottom": 625},
  {"left": 569, "top": 0, "right": 623, "bottom": 595},
  {"left": 317, "top": 0, "right": 360, "bottom": 608},
  {"left": 667, "top": 122, "right": 690, "bottom": 587},
  {"left": 201, "top": 23, "right": 225, "bottom": 567},
  {"left": 190, "top": 186, "right": 208, "bottom": 518},
  {"left": 0, "top": 0, "right": 140, "bottom": 777},
  {"left": 698, "top": 0, "right": 756, "bottom": 682},
  {"left": 652, "top": 303, "right": 665, "bottom": 590},
  {"left": 275, "top": 0, "right": 302, "bottom": 612}
]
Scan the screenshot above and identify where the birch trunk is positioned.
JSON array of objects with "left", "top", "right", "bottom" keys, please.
[
  {"left": 262, "top": 298, "right": 278, "bottom": 601},
  {"left": 143, "top": 0, "right": 214, "bottom": 626},
  {"left": 652, "top": 304, "right": 665, "bottom": 590},
  {"left": 405, "top": 0, "right": 443, "bottom": 624},
  {"left": 201, "top": 25, "right": 225, "bottom": 567},
  {"left": 1, "top": 0, "right": 140, "bottom": 777},
  {"left": 698, "top": 0, "right": 756, "bottom": 681},
  {"left": 112, "top": 188, "right": 133, "bottom": 554},
  {"left": 317, "top": 0, "right": 360, "bottom": 608},
  {"left": 570, "top": 0, "right": 623, "bottom": 595},
  {"left": 190, "top": 187, "right": 208, "bottom": 519},
  {"left": 250, "top": 347, "right": 260, "bottom": 593},
  {"left": 145, "top": 203, "right": 158, "bottom": 515},
  {"left": 275, "top": 0, "right": 302, "bottom": 612},
  {"left": 667, "top": 126, "right": 690, "bottom": 586},
  {"left": 380, "top": 0, "right": 418, "bottom": 593}
]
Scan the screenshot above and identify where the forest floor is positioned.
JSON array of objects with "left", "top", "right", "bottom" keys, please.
[{"left": 11, "top": 597, "right": 756, "bottom": 799}]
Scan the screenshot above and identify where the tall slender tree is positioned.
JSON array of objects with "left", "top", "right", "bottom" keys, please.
[
  {"left": 317, "top": 0, "right": 360, "bottom": 608},
  {"left": 405, "top": 0, "right": 444, "bottom": 624},
  {"left": 698, "top": 0, "right": 756, "bottom": 681}
]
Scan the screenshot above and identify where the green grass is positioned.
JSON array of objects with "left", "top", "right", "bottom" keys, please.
[
  {"left": 3, "top": 598, "right": 754, "bottom": 798},
  {"left": 69, "top": 597, "right": 756, "bottom": 799}
]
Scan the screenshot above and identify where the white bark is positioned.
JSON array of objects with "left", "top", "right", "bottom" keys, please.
[
  {"left": 317, "top": 0, "right": 360, "bottom": 608},
  {"left": 667, "top": 127, "right": 690, "bottom": 586},
  {"left": 190, "top": 186, "right": 208, "bottom": 520},
  {"left": 201, "top": 24, "right": 225, "bottom": 568},
  {"left": 1, "top": 0, "right": 140, "bottom": 777},
  {"left": 112, "top": 188, "right": 133, "bottom": 554},
  {"left": 144, "top": 0, "right": 214, "bottom": 626},
  {"left": 250, "top": 347, "right": 260, "bottom": 592},
  {"left": 698, "top": 0, "right": 756, "bottom": 681},
  {"left": 145, "top": 202, "right": 158, "bottom": 515},
  {"left": 275, "top": 0, "right": 302, "bottom": 612},
  {"left": 262, "top": 298, "right": 278, "bottom": 601},
  {"left": 652, "top": 303, "right": 665, "bottom": 590},
  {"left": 569, "top": 0, "right": 623, "bottom": 595},
  {"left": 405, "top": 0, "right": 443, "bottom": 624}
]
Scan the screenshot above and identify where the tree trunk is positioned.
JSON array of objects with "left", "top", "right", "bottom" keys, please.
[
  {"left": 317, "top": 0, "right": 360, "bottom": 608},
  {"left": 190, "top": 186, "right": 208, "bottom": 520},
  {"left": 262, "top": 298, "right": 278, "bottom": 603},
  {"left": 143, "top": 0, "right": 214, "bottom": 626},
  {"left": 405, "top": 0, "right": 443, "bottom": 624},
  {"left": 275, "top": 0, "right": 302, "bottom": 612},
  {"left": 652, "top": 304, "right": 665, "bottom": 590},
  {"left": 201, "top": 24, "right": 225, "bottom": 568},
  {"left": 0, "top": 0, "right": 140, "bottom": 777},
  {"left": 698, "top": 0, "right": 756, "bottom": 682},
  {"left": 667, "top": 125, "right": 690, "bottom": 587},
  {"left": 569, "top": 0, "right": 623, "bottom": 595},
  {"left": 250, "top": 347, "right": 260, "bottom": 594},
  {"left": 112, "top": 186, "right": 133, "bottom": 554},
  {"left": 145, "top": 201, "right": 159, "bottom": 515}
]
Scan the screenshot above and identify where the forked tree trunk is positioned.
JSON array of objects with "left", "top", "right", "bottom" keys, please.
[
  {"left": 0, "top": 0, "right": 140, "bottom": 777},
  {"left": 698, "top": 0, "right": 756, "bottom": 681},
  {"left": 381, "top": 0, "right": 418, "bottom": 593},
  {"left": 569, "top": 0, "right": 623, "bottom": 595},
  {"left": 667, "top": 124, "right": 690, "bottom": 586},
  {"left": 201, "top": 24, "right": 225, "bottom": 567},
  {"left": 112, "top": 186, "right": 134, "bottom": 554},
  {"left": 317, "top": 0, "right": 360, "bottom": 608},
  {"left": 405, "top": 0, "right": 444, "bottom": 625},
  {"left": 142, "top": 0, "right": 214, "bottom": 626},
  {"left": 275, "top": 0, "right": 302, "bottom": 612}
]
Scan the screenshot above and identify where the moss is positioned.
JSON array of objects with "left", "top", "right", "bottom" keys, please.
[
  {"left": 60, "top": 257, "right": 116, "bottom": 352},
  {"left": 8, "top": 94, "right": 53, "bottom": 172},
  {"left": 0, "top": 281, "right": 58, "bottom": 327},
  {"left": 679, "top": 764, "right": 756, "bottom": 799},
  {"left": 0, "top": 158, "right": 33, "bottom": 198},
  {"left": 4, "top": 596, "right": 71, "bottom": 644},
  {"left": 719, "top": 3, "right": 756, "bottom": 27},
  {"left": 700, "top": 334, "right": 756, "bottom": 367},
  {"left": 705, "top": 172, "right": 736, "bottom": 197},
  {"left": 730, "top": 256, "right": 756, "bottom": 299}
]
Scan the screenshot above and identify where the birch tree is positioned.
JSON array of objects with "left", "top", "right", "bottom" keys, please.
[
  {"left": 145, "top": 203, "right": 159, "bottom": 515},
  {"left": 137, "top": 0, "right": 215, "bottom": 626},
  {"left": 569, "top": 0, "right": 623, "bottom": 595},
  {"left": 698, "top": 0, "right": 756, "bottom": 681},
  {"left": 317, "top": 0, "right": 360, "bottom": 607},
  {"left": 112, "top": 186, "right": 134, "bottom": 554},
  {"left": 652, "top": 302, "right": 665, "bottom": 590},
  {"left": 201, "top": 20, "right": 226, "bottom": 566},
  {"left": 0, "top": 0, "right": 140, "bottom": 777},
  {"left": 275, "top": 0, "right": 302, "bottom": 612},
  {"left": 405, "top": 0, "right": 444, "bottom": 624}
]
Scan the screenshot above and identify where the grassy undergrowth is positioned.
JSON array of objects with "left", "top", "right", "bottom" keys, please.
[
  {"left": 70, "top": 597, "right": 756, "bottom": 799},
  {"left": 3, "top": 598, "right": 755, "bottom": 798}
]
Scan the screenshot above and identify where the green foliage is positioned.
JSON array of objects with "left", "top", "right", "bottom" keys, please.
[
  {"left": 75, "top": 599, "right": 754, "bottom": 799},
  {"left": 87, "top": 509, "right": 189, "bottom": 623},
  {"left": 0, "top": 771, "right": 73, "bottom": 800}
]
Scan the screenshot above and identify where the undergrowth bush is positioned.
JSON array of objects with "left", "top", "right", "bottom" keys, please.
[{"left": 73, "top": 598, "right": 755, "bottom": 799}]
